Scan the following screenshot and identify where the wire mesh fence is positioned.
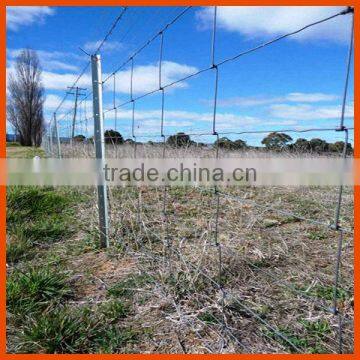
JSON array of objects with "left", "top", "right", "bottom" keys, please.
[{"left": 42, "top": 6, "right": 354, "bottom": 353}]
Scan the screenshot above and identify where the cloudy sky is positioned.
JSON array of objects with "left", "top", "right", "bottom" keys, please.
[{"left": 6, "top": 6, "right": 354, "bottom": 144}]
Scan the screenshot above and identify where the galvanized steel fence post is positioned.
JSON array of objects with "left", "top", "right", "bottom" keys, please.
[
  {"left": 49, "top": 119, "right": 53, "bottom": 156},
  {"left": 54, "top": 112, "right": 62, "bottom": 159},
  {"left": 91, "top": 54, "right": 109, "bottom": 248}
]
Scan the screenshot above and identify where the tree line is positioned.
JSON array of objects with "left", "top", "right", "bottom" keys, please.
[
  {"left": 72, "top": 130, "right": 352, "bottom": 154},
  {"left": 6, "top": 49, "right": 351, "bottom": 155}
]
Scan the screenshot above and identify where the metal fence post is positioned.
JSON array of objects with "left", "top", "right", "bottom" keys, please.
[
  {"left": 49, "top": 119, "right": 53, "bottom": 156},
  {"left": 91, "top": 54, "right": 109, "bottom": 248},
  {"left": 54, "top": 112, "right": 62, "bottom": 159}
]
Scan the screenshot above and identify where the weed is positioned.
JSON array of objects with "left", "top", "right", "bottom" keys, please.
[
  {"left": 18, "top": 304, "right": 137, "bottom": 353},
  {"left": 7, "top": 265, "right": 72, "bottom": 317}
]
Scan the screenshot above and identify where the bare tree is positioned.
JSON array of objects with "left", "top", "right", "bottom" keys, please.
[{"left": 7, "top": 49, "right": 45, "bottom": 146}]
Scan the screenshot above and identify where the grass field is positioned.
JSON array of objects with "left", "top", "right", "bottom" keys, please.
[
  {"left": 6, "top": 145, "right": 354, "bottom": 354},
  {"left": 6, "top": 145, "right": 45, "bottom": 159}
]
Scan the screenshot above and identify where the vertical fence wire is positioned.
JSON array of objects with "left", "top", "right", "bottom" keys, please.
[{"left": 331, "top": 10, "right": 354, "bottom": 352}]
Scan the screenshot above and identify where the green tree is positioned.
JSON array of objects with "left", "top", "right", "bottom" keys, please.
[
  {"left": 167, "top": 132, "right": 191, "bottom": 147},
  {"left": 214, "top": 137, "right": 233, "bottom": 150},
  {"left": 233, "top": 139, "right": 247, "bottom": 150},
  {"left": 328, "top": 141, "right": 353, "bottom": 154},
  {"left": 309, "top": 138, "right": 328, "bottom": 153},
  {"left": 104, "top": 129, "right": 124, "bottom": 144},
  {"left": 261, "top": 132, "right": 292, "bottom": 150},
  {"left": 293, "top": 138, "right": 310, "bottom": 152},
  {"left": 214, "top": 137, "right": 247, "bottom": 150},
  {"left": 125, "top": 138, "right": 135, "bottom": 144},
  {"left": 73, "top": 134, "right": 86, "bottom": 142}
]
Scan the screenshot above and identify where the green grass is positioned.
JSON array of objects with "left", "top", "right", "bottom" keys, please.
[
  {"left": 263, "top": 319, "right": 331, "bottom": 354},
  {"left": 6, "top": 142, "right": 21, "bottom": 147},
  {"left": 164, "top": 271, "right": 210, "bottom": 300},
  {"left": 6, "top": 231, "right": 35, "bottom": 263},
  {"left": 6, "top": 146, "right": 45, "bottom": 158},
  {"left": 6, "top": 186, "right": 82, "bottom": 262},
  {"left": 18, "top": 302, "right": 137, "bottom": 353},
  {"left": 7, "top": 265, "right": 72, "bottom": 318},
  {"left": 65, "top": 232, "right": 101, "bottom": 256},
  {"left": 265, "top": 327, "right": 308, "bottom": 353},
  {"left": 7, "top": 263, "right": 136, "bottom": 353},
  {"left": 307, "top": 230, "right": 327, "bottom": 241},
  {"left": 198, "top": 311, "right": 219, "bottom": 324},
  {"left": 300, "top": 284, "right": 349, "bottom": 301},
  {"left": 108, "top": 273, "right": 154, "bottom": 298}
]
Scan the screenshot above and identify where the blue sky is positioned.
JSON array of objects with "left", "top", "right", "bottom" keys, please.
[{"left": 6, "top": 6, "right": 354, "bottom": 145}]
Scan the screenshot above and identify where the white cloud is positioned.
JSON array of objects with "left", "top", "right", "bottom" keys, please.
[
  {"left": 44, "top": 94, "right": 89, "bottom": 112},
  {"left": 83, "top": 40, "right": 124, "bottom": 53},
  {"left": 197, "top": 6, "right": 352, "bottom": 43},
  {"left": 43, "top": 94, "right": 93, "bottom": 127},
  {"left": 7, "top": 49, "right": 82, "bottom": 72},
  {"left": 44, "top": 94, "right": 67, "bottom": 111},
  {"left": 9, "top": 60, "right": 196, "bottom": 94},
  {"left": 7, "top": 6, "right": 54, "bottom": 31},
  {"left": 218, "top": 92, "right": 339, "bottom": 107},
  {"left": 103, "top": 108, "right": 262, "bottom": 133},
  {"left": 41, "top": 71, "right": 92, "bottom": 90},
  {"left": 109, "top": 61, "right": 198, "bottom": 95},
  {"left": 285, "top": 92, "right": 339, "bottom": 102},
  {"left": 269, "top": 103, "right": 354, "bottom": 120}
]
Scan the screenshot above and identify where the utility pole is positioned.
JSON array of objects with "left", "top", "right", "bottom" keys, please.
[
  {"left": 67, "top": 86, "right": 87, "bottom": 146},
  {"left": 91, "top": 54, "right": 109, "bottom": 248}
]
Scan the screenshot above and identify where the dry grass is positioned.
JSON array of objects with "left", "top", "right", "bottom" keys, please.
[
  {"left": 50, "top": 141, "right": 347, "bottom": 159},
  {"left": 6, "top": 144, "right": 354, "bottom": 354}
]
